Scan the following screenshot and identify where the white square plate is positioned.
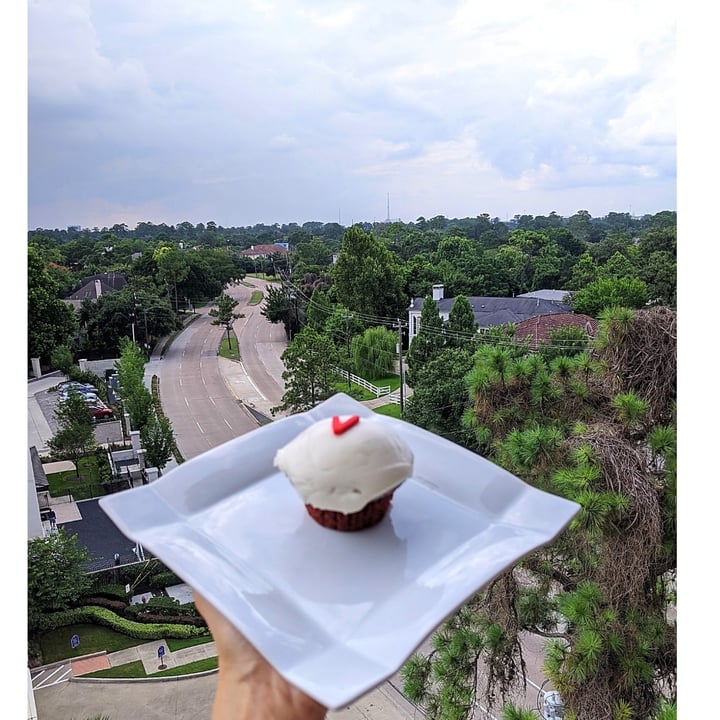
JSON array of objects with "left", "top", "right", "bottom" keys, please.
[{"left": 100, "top": 393, "right": 579, "bottom": 709}]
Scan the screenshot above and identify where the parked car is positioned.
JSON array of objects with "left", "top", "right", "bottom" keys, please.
[
  {"left": 58, "top": 381, "right": 97, "bottom": 393},
  {"left": 60, "top": 387, "right": 99, "bottom": 401},
  {"left": 90, "top": 404, "right": 114, "bottom": 419}
]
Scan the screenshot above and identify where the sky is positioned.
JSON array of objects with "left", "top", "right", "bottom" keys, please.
[{"left": 25, "top": 0, "right": 678, "bottom": 231}]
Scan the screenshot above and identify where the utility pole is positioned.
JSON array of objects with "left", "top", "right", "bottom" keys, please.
[{"left": 395, "top": 318, "right": 405, "bottom": 415}]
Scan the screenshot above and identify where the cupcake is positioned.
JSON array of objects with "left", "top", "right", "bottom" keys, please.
[{"left": 273, "top": 414, "right": 413, "bottom": 531}]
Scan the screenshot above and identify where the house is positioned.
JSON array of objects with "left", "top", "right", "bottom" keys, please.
[
  {"left": 407, "top": 284, "right": 573, "bottom": 342},
  {"left": 239, "top": 244, "right": 289, "bottom": 260},
  {"left": 513, "top": 312, "right": 598, "bottom": 351},
  {"left": 64, "top": 272, "right": 127, "bottom": 310}
]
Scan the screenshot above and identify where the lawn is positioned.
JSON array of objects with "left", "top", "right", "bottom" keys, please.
[
  {"left": 84, "top": 656, "right": 218, "bottom": 679},
  {"left": 219, "top": 334, "right": 240, "bottom": 360},
  {"left": 40, "top": 624, "right": 144, "bottom": 664},
  {"left": 373, "top": 403, "right": 402, "bottom": 419},
  {"left": 333, "top": 373, "right": 401, "bottom": 401},
  {"left": 39, "top": 622, "right": 214, "bottom": 665},
  {"left": 46, "top": 456, "right": 110, "bottom": 500},
  {"left": 248, "top": 290, "right": 263, "bottom": 305}
]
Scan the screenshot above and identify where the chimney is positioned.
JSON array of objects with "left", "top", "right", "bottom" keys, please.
[
  {"left": 432, "top": 284, "right": 444, "bottom": 301},
  {"left": 95, "top": 279, "right": 103, "bottom": 298}
]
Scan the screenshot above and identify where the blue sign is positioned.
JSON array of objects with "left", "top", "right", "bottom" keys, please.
[
  {"left": 158, "top": 645, "right": 165, "bottom": 658},
  {"left": 71, "top": 634, "right": 80, "bottom": 649}
]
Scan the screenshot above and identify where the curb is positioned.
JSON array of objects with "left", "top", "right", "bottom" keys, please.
[{"left": 71, "top": 668, "right": 219, "bottom": 684}]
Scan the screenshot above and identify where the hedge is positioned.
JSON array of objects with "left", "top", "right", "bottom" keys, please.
[{"left": 36, "top": 606, "right": 207, "bottom": 639}]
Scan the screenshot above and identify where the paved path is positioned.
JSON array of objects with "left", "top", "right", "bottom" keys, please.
[{"left": 32, "top": 640, "right": 418, "bottom": 720}]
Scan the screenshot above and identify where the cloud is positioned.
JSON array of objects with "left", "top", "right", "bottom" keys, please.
[{"left": 27, "top": 0, "right": 676, "bottom": 229}]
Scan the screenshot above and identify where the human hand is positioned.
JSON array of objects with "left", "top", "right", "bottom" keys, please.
[{"left": 194, "top": 591, "right": 327, "bottom": 720}]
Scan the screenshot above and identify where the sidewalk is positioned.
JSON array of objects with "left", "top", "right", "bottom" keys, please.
[{"left": 57, "top": 640, "right": 416, "bottom": 720}]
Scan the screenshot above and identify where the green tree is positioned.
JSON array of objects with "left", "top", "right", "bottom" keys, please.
[
  {"left": 570, "top": 277, "right": 649, "bottom": 316},
  {"left": 28, "top": 245, "right": 78, "bottom": 364},
  {"left": 350, "top": 326, "right": 398, "bottom": 379},
  {"left": 403, "top": 306, "right": 676, "bottom": 720},
  {"left": 153, "top": 245, "right": 189, "bottom": 312},
  {"left": 405, "top": 296, "right": 444, "bottom": 387},
  {"left": 444, "top": 295, "right": 477, "bottom": 349},
  {"left": 209, "top": 292, "right": 244, "bottom": 349},
  {"left": 115, "top": 338, "right": 154, "bottom": 431},
  {"left": 403, "top": 347, "right": 475, "bottom": 441},
  {"left": 48, "top": 391, "right": 98, "bottom": 476},
  {"left": 332, "top": 226, "right": 407, "bottom": 321},
  {"left": 140, "top": 411, "right": 175, "bottom": 473},
  {"left": 261, "top": 284, "right": 294, "bottom": 338},
  {"left": 272, "top": 327, "right": 341, "bottom": 415},
  {"left": 28, "top": 529, "right": 93, "bottom": 632},
  {"left": 50, "top": 344, "right": 75, "bottom": 375}
]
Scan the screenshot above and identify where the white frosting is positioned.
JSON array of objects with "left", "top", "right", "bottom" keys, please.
[{"left": 273, "top": 415, "right": 414, "bottom": 513}]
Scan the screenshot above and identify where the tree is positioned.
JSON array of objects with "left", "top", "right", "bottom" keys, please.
[
  {"left": 209, "top": 292, "right": 244, "bottom": 349},
  {"left": 403, "top": 307, "right": 676, "bottom": 720},
  {"left": 153, "top": 245, "right": 189, "bottom": 312},
  {"left": 405, "top": 296, "right": 444, "bottom": 387},
  {"left": 28, "top": 245, "right": 78, "bottom": 364},
  {"left": 28, "top": 529, "right": 93, "bottom": 632},
  {"left": 403, "top": 347, "right": 475, "bottom": 441},
  {"left": 350, "top": 326, "right": 398, "bottom": 379},
  {"left": 140, "top": 411, "right": 175, "bottom": 473},
  {"left": 444, "top": 295, "right": 477, "bottom": 349},
  {"left": 115, "top": 338, "right": 154, "bottom": 431},
  {"left": 272, "top": 327, "right": 341, "bottom": 415},
  {"left": 570, "top": 277, "right": 649, "bottom": 316},
  {"left": 261, "top": 284, "right": 292, "bottom": 338},
  {"left": 332, "top": 226, "right": 407, "bottom": 321},
  {"left": 50, "top": 344, "right": 75, "bottom": 375},
  {"left": 48, "top": 391, "right": 98, "bottom": 475}
]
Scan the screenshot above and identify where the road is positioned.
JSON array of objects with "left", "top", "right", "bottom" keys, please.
[{"left": 157, "top": 278, "right": 287, "bottom": 461}]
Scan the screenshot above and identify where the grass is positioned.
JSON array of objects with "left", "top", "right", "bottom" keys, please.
[
  {"left": 219, "top": 333, "right": 240, "bottom": 360},
  {"left": 333, "top": 373, "right": 401, "bottom": 401},
  {"left": 46, "top": 457, "right": 109, "bottom": 500},
  {"left": 84, "top": 656, "right": 218, "bottom": 679},
  {"left": 248, "top": 290, "right": 263, "bottom": 305},
  {"left": 373, "top": 404, "right": 402, "bottom": 419},
  {"left": 40, "top": 624, "right": 145, "bottom": 664}
]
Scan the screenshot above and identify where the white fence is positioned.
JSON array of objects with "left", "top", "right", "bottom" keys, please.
[{"left": 336, "top": 369, "right": 391, "bottom": 397}]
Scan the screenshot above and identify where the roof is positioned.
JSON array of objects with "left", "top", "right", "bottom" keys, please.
[
  {"left": 29, "top": 445, "right": 48, "bottom": 491},
  {"left": 80, "top": 272, "right": 127, "bottom": 292},
  {"left": 513, "top": 312, "right": 598, "bottom": 350},
  {"left": 240, "top": 244, "right": 289, "bottom": 257},
  {"left": 517, "top": 289, "right": 570, "bottom": 302},
  {"left": 65, "top": 279, "right": 118, "bottom": 301},
  {"left": 415, "top": 295, "right": 573, "bottom": 328}
]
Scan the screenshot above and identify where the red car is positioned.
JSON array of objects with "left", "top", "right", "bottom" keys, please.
[{"left": 89, "top": 404, "right": 114, "bottom": 419}]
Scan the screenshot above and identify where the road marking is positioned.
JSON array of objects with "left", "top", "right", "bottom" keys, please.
[
  {"left": 209, "top": 397, "right": 216, "bottom": 405},
  {"left": 224, "top": 418, "right": 232, "bottom": 429},
  {"left": 184, "top": 396, "right": 189, "bottom": 406},
  {"left": 32, "top": 664, "right": 72, "bottom": 689},
  {"left": 239, "top": 362, "right": 266, "bottom": 400},
  {"left": 196, "top": 421, "right": 204, "bottom": 433}
]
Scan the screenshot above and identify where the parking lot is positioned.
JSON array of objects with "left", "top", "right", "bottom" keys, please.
[{"left": 34, "top": 384, "right": 124, "bottom": 446}]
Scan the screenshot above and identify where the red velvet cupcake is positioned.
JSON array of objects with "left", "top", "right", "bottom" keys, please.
[{"left": 274, "top": 415, "right": 413, "bottom": 531}]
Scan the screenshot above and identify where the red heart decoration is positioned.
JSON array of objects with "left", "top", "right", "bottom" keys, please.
[{"left": 332, "top": 415, "right": 360, "bottom": 435}]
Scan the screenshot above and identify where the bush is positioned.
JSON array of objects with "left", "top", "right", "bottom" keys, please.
[
  {"left": 37, "top": 606, "right": 207, "bottom": 639},
  {"left": 86, "top": 583, "right": 131, "bottom": 601},
  {"left": 148, "top": 571, "right": 184, "bottom": 590},
  {"left": 81, "top": 597, "right": 128, "bottom": 613}
]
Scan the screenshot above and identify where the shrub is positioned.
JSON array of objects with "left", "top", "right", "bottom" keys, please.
[
  {"left": 37, "top": 606, "right": 207, "bottom": 639},
  {"left": 81, "top": 598, "right": 128, "bottom": 613},
  {"left": 148, "top": 571, "right": 184, "bottom": 590}
]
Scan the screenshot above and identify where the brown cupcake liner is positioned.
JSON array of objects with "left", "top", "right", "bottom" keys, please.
[{"left": 305, "top": 490, "right": 395, "bottom": 532}]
